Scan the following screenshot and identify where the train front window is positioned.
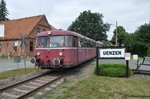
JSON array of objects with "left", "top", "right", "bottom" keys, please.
[
  {"left": 37, "top": 36, "right": 77, "bottom": 48},
  {"left": 65, "top": 36, "right": 78, "bottom": 47},
  {"left": 50, "top": 36, "right": 64, "bottom": 47},
  {"left": 37, "top": 37, "right": 49, "bottom": 48}
]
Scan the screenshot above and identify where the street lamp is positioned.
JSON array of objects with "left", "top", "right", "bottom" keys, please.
[{"left": 115, "top": 21, "right": 118, "bottom": 46}]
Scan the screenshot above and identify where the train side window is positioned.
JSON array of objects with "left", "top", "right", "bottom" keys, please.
[
  {"left": 72, "top": 37, "right": 78, "bottom": 47},
  {"left": 80, "top": 39, "right": 85, "bottom": 47},
  {"left": 84, "top": 40, "right": 89, "bottom": 47},
  {"left": 78, "top": 38, "right": 81, "bottom": 47}
]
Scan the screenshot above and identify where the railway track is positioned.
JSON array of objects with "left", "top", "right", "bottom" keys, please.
[
  {"left": 133, "top": 69, "right": 150, "bottom": 75},
  {"left": 0, "top": 74, "right": 62, "bottom": 99}
]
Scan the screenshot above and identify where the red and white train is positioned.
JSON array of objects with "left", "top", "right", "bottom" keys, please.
[{"left": 32, "top": 29, "right": 96, "bottom": 69}]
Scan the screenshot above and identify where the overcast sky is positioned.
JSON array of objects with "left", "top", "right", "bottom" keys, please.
[{"left": 6, "top": 0, "right": 150, "bottom": 40}]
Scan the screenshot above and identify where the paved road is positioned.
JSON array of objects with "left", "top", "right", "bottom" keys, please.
[
  {"left": 0, "top": 59, "right": 35, "bottom": 72},
  {"left": 0, "top": 58, "right": 150, "bottom": 72}
]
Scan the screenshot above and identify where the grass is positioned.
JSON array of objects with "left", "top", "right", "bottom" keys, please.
[
  {"left": 40, "top": 75, "right": 150, "bottom": 99},
  {"left": 0, "top": 67, "right": 36, "bottom": 79},
  {"left": 0, "top": 55, "right": 31, "bottom": 60}
]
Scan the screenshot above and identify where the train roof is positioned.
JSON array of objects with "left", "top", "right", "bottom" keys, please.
[{"left": 37, "top": 29, "right": 96, "bottom": 42}]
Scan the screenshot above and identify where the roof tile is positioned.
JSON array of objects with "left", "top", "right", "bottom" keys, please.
[{"left": 0, "top": 15, "right": 45, "bottom": 40}]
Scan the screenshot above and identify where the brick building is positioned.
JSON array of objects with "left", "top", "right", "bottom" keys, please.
[{"left": 0, "top": 15, "right": 55, "bottom": 57}]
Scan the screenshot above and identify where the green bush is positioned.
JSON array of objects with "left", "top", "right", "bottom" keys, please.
[
  {"left": 95, "top": 64, "right": 132, "bottom": 77},
  {"left": 147, "top": 46, "right": 150, "bottom": 57}
]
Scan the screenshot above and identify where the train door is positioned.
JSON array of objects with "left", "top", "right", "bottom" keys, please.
[
  {"left": 64, "top": 36, "right": 78, "bottom": 66},
  {"left": 77, "top": 38, "right": 85, "bottom": 64},
  {"left": 72, "top": 36, "right": 78, "bottom": 65}
]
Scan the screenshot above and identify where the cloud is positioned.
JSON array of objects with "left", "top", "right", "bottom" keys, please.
[{"left": 5, "top": 0, "right": 150, "bottom": 40}]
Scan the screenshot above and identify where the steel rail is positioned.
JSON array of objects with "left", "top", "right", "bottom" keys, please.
[
  {"left": 17, "top": 76, "right": 62, "bottom": 99},
  {"left": 0, "top": 70, "right": 50, "bottom": 92}
]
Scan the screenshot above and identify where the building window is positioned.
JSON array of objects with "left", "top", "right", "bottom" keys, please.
[
  {"left": 0, "top": 43, "right": 2, "bottom": 48},
  {"left": 30, "top": 41, "right": 34, "bottom": 52},
  {"left": 35, "top": 27, "right": 40, "bottom": 34},
  {"left": 13, "top": 43, "right": 17, "bottom": 52},
  {"left": 6, "top": 43, "right": 9, "bottom": 48},
  {"left": 43, "top": 28, "right": 46, "bottom": 31}
]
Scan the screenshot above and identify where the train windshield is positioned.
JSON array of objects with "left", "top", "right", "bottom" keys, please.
[
  {"left": 36, "top": 36, "right": 77, "bottom": 48},
  {"left": 50, "top": 36, "right": 64, "bottom": 47},
  {"left": 37, "top": 36, "right": 49, "bottom": 48}
]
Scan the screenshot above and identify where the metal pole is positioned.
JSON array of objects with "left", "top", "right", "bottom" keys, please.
[
  {"left": 115, "top": 21, "right": 118, "bottom": 46},
  {"left": 126, "top": 60, "right": 129, "bottom": 77}
]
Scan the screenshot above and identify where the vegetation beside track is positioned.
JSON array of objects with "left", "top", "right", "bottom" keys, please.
[
  {"left": 40, "top": 75, "right": 150, "bottom": 99},
  {"left": 96, "top": 64, "right": 132, "bottom": 77},
  {"left": 0, "top": 68, "right": 36, "bottom": 79}
]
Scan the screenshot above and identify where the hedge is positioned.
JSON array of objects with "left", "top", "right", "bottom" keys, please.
[{"left": 95, "top": 64, "right": 132, "bottom": 77}]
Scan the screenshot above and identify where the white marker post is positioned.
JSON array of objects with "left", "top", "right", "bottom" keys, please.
[
  {"left": 125, "top": 53, "right": 131, "bottom": 77},
  {"left": 133, "top": 54, "right": 138, "bottom": 60}
]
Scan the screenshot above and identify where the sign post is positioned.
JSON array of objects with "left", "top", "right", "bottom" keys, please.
[
  {"left": 20, "top": 33, "right": 29, "bottom": 69},
  {"left": 96, "top": 47, "right": 130, "bottom": 77},
  {"left": 14, "top": 56, "right": 21, "bottom": 69},
  {"left": 125, "top": 53, "right": 131, "bottom": 77}
]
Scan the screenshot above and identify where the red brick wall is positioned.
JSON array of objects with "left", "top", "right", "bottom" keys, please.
[
  {"left": 0, "top": 40, "right": 21, "bottom": 57},
  {"left": 0, "top": 18, "right": 52, "bottom": 57}
]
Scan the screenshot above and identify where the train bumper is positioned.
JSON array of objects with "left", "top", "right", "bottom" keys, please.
[{"left": 34, "top": 58, "right": 64, "bottom": 69}]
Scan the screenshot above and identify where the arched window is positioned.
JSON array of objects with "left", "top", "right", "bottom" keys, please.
[
  {"left": 35, "top": 27, "right": 40, "bottom": 34},
  {"left": 0, "top": 43, "right": 2, "bottom": 48},
  {"left": 43, "top": 28, "right": 46, "bottom": 31}
]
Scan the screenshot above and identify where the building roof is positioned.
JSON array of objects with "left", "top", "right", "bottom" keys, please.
[{"left": 0, "top": 15, "right": 53, "bottom": 40}]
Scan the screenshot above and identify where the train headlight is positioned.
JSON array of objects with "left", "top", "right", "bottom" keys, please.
[
  {"left": 48, "top": 31, "right": 52, "bottom": 35},
  {"left": 37, "top": 52, "right": 40, "bottom": 56},
  {"left": 59, "top": 52, "right": 63, "bottom": 56}
]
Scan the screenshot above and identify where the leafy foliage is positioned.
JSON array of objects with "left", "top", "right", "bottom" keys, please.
[
  {"left": 111, "top": 26, "right": 127, "bottom": 46},
  {"left": 68, "top": 10, "right": 110, "bottom": 41},
  {"left": 135, "top": 23, "right": 150, "bottom": 44},
  {"left": 147, "top": 45, "right": 150, "bottom": 57},
  {"left": 0, "top": 0, "right": 9, "bottom": 21},
  {"left": 125, "top": 23, "right": 150, "bottom": 56}
]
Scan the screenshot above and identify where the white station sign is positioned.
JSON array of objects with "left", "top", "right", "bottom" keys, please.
[{"left": 99, "top": 48, "right": 125, "bottom": 58}]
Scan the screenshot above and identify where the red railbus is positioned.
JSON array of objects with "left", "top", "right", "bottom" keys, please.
[{"left": 32, "top": 29, "right": 96, "bottom": 69}]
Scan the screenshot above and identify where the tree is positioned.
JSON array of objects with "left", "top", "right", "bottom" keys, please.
[
  {"left": 133, "top": 23, "right": 150, "bottom": 56},
  {"left": 111, "top": 26, "right": 126, "bottom": 46},
  {"left": 0, "top": 0, "right": 9, "bottom": 21},
  {"left": 68, "top": 10, "right": 110, "bottom": 41},
  {"left": 135, "top": 23, "right": 150, "bottom": 44},
  {"left": 124, "top": 23, "right": 150, "bottom": 56}
]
